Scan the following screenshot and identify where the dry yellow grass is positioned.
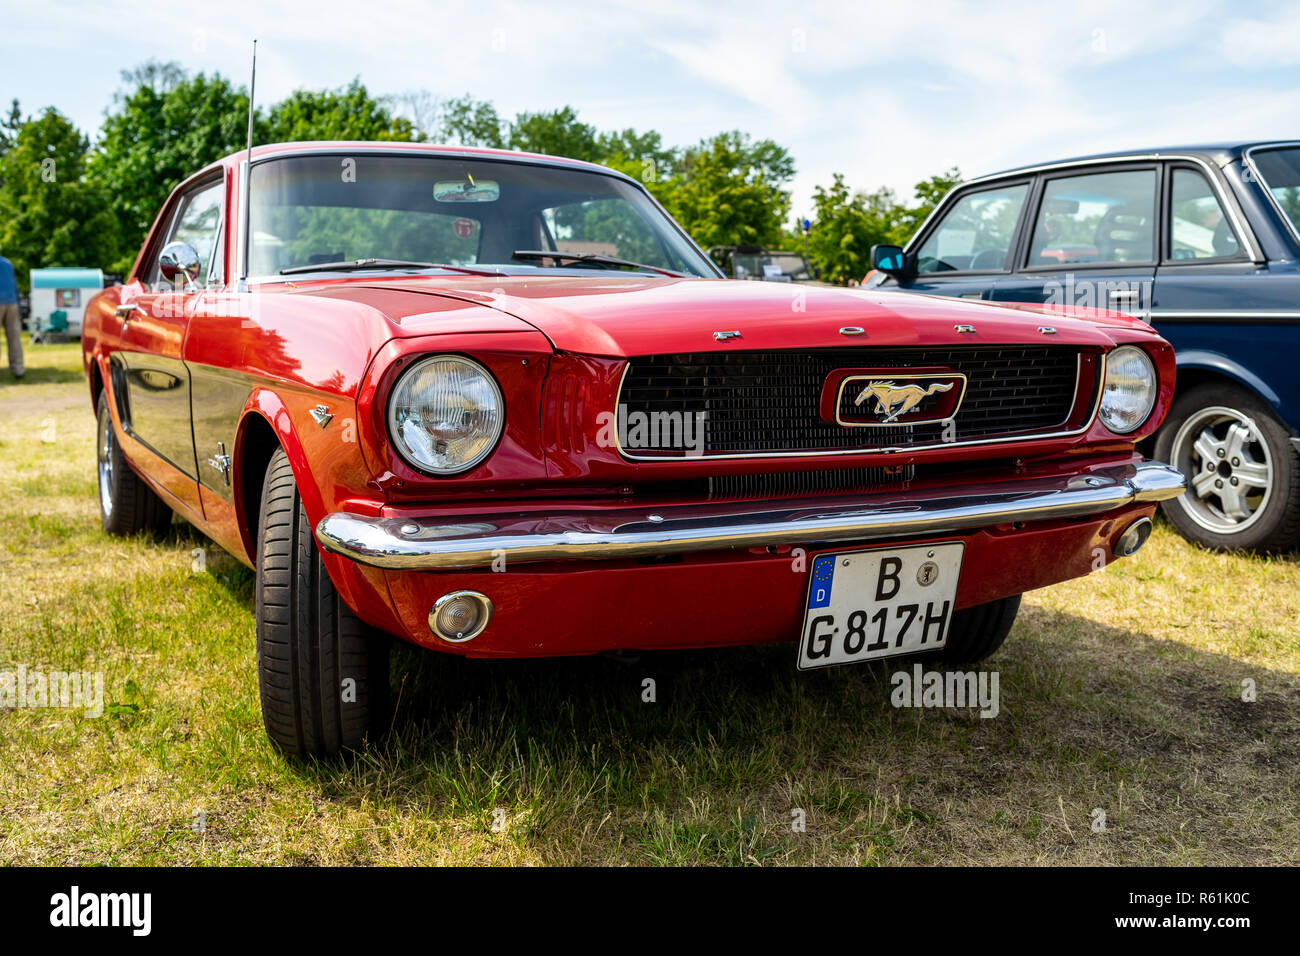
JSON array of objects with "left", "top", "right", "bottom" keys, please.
[{"left": 1, "top": 339, "right": 1296, "bottom": 865}]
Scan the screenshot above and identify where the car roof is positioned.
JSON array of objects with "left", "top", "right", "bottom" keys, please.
[{"left": 969, "top": 140, "right": 1298, "bottom": 182}]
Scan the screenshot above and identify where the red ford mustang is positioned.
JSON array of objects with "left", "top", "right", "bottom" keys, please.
[{"left": 82, "top": 141, "right": 1186, "bottom": 756}]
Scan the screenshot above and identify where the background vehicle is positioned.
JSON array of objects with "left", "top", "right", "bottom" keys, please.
[
  {"left": 83, "top": 141, "right": 1183, "bottom": 756},
  {"left": 709, "top": 243, "right": 822, "bottom": 282},
  {"left": 868, "top": 143, "right": 1300, "bottom": 552}
]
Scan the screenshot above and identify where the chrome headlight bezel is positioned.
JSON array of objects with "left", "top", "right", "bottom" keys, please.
[
  {"left": 1099, "top": 345, "right": 1157, "bottom": 435},
  {"left": 386, "top": 354, "right": 505, "bottom": 476}
]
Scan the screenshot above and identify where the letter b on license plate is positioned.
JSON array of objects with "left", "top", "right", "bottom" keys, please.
[{"left": 798, "top": 543, "right": 964, "bottom": 670}]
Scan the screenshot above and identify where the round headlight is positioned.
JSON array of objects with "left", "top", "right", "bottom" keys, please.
[
  {"left": 388, "top": 355, "right": 504, "bottom": 475},
  {"left": 1099, "top": 346, "right": 1157, "bottom": 434}
]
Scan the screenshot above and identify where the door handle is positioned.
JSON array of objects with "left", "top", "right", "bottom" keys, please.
[
  {"left": 1107, "top": 289, "right": 1151, "bottom": 323},
  {"left": 115, "top": 303, "right": 145, "bottom": 322}
]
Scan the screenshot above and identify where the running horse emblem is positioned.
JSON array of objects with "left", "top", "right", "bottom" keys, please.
[{"left": 854, "top": 380, "right": 955, "bottom": 424}]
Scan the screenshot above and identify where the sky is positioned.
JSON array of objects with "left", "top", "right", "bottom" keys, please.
[{"left": 4, "top": 0, "right": 1300, "bottom": 219}]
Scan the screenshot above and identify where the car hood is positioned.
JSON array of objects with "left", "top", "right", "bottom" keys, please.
[{"left": 295, "top": 274, "right": 1152, "bottom": 356}]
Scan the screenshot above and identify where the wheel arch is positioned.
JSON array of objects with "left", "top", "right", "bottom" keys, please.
[
  {"left": 232, "top": 388, "right": 326, "bottom": 567},
  {"left": 1172, "top": 351, "right": 1285, "bottom": 422},
  {"left": 231, "top": 387, "right": 405, "bottom": 637}
]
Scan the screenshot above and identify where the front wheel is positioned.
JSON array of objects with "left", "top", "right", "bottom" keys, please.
[
  {"left": 255, "top": 447, "right": 390, "bottom": 757},
  {"left": 1155, "top": 383, "right": 1300, "bottom": 553}
]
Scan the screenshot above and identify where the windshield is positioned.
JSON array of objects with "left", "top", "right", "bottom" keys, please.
[
  {"left": 1250, "top": 146, "right": 1300, "bottom": 236},
  {"left": 246, "top": 153, "right": 716, "bottom": 278}
]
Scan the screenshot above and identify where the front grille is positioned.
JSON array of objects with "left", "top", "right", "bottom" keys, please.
[{"left": 619, "top": 346, "right": 1086, "bottom": 456}]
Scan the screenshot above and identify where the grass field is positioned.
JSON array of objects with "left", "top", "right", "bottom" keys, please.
[{"left": 1, "top": 338, "right": 1297, "bottom": 865}]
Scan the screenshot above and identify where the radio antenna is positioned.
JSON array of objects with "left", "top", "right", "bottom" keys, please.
[{"left": 239, "top": 39, "right": 257, "bottom": 291}]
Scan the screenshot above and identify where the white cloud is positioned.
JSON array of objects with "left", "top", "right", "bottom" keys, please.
[{"left": 1219, "top": 9, "right": 1300, "bottom": 67}]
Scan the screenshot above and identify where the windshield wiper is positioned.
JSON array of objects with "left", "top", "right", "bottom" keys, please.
[
  {"left": 510, "top": 250, "right": 686, "bottom": 278},
  {"left": 280, "top": 258, "right": 501, "bottom": 276}
]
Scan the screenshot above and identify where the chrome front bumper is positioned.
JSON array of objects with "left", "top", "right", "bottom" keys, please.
[{"left": 315, "top": 460, "right": 1186, "bottom": 571}]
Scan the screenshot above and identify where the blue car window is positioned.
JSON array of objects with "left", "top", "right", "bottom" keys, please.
[
  {"left": 1028, "top": 170, "right": 1156, "bottom": 267},
  {"left": 1170, "top": 169, "right": 1240, "bottom": 260},
  {"left": 915, "top": 184, "right": 1027, "bottom": 275}
]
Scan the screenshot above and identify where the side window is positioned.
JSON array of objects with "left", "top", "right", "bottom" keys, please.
[
  {"left": 1169, "top": 168, "right": 1241, "bottom": 260},
  {"left": 914, "top": 184, "right": 1027, "bottom": 274},
  {"left": 1027, "top": 169, "right": 1156, "bottom": 266},
  {"left": 158, "top": 181, "right": 223, "bottom": 288}
]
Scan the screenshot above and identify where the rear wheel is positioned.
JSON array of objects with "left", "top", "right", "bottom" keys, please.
[
  {"left": 935, "top": 595, "right": 1021, "bottom": 664},
  {"left": 95, "top": 391, "right": 171, "bottom": 537},
  {"left": 1155, "top": 383, "right": 1300, "bottom": 553},
  {"left": 255, "top": 447, "right": 390, "bottom": 757}
]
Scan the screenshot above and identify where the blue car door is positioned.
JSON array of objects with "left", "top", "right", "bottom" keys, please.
[
  {"left": 1150, "top": 161, "right": 1300, "bottom": 427},
  {"left": 991, "top": 164, "right": 1159, "bottom": 322}
]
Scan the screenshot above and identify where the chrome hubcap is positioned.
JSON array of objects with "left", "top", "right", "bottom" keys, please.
[
  {"left": 1170, "top": 405, "right": 1273, "bottom": 534},
  {"left": 97, "top": 405, "right": 115, "bottom": 519}
]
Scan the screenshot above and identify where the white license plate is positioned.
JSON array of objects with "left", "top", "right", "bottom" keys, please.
[{"left": 798, "top": 543, "right": 965, "bottom": 670}]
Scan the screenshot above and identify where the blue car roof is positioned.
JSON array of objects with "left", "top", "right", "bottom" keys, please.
[{"left": 974, "top": 141, "right": 1297, "bottom": 181}]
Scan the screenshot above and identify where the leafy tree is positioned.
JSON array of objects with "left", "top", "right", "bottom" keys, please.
[
  {"left": 0, "top": 99, "right": 23, "bottom": 159},
  {"left": 889, "top": 166, "right": 961, "bottom": 244},
  {"left": 90, "top": 67, "right": 421, "bottom": 273},
  {"left": 660, "top": 131, "right": 795, "bottom": 249},
  {"left": 0, "top": 109, "right": 119, "bottom": 291},
  {"left": 805, "top": 174, "right": 900, "bottom": 285},
  {"left": 508, "top": 106, "right": 601, "bottom": 161},
  {"left": 599, "top": 128, "right": 678, "bottom": 190},
  {"left": 438, "top": 95, "right": 505, "bottom": 148},
  {"left": 89, "top": 66, "right": 252, "bottom": 272},
  {"left": 264, "top": 78, "right": 419, "bottom": 143}
]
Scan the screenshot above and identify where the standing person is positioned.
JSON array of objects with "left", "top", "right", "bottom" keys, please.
[{"left": 0, "top": 254, "right": 21, "bottom": 379}]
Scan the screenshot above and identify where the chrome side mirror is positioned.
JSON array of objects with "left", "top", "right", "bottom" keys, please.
[{"left": 158, "top": 241, "right": 202, "bottom": 290}]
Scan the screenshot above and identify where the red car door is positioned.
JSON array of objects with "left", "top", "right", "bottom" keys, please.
[{"left": 111, "top": 177, "right": 224, "bottom": 523}]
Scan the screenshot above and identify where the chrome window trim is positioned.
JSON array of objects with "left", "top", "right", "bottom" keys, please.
[
  {"left": 1242, "top": 142, "right": 1300, "bottom": 248},
  {"left": 910, "top": 153, "right": 1264, "bottom": 265},
  {"left": 612, "top": 352, "right": 1100, "bottom": 461}
]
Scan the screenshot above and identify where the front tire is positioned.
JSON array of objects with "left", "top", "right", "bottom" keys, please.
[
  {"left": 935, "top": 595, "right": 1020, "bottom": 664},
  {"left": 1155, "top": 383, "right": 1300, "bottom": 553},
  {"left": 95, "top": 391, "right": 171, "bottom": 537},
  {"left": 255, "top": 448, "right": 390, "bottom": 757}
]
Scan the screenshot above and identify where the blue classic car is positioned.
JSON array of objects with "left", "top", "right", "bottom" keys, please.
[{"left": 868, "top": 142, "right": 1300, "bottom": 552}]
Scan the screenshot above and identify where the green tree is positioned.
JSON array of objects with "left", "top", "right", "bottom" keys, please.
[
  {"left": 508, "top": 106, "right": 601, "bottom": 161},
  {"left": 89, "top": 65, "right": 252, "bottom": 272},
  {"left": 264, "top": 78, "right": 419, "bottom": 143},
  {"left": 0, "top": 99, "right": 23, "bottom": 158},
  {"left": 91, "top": 66, "right": 422, "bottom": 273},
  {"left": 438, "top": 95, "right": 505, "bottom": 148},
  {"left": 889, "top": 166, "right": 961, "bottom": 244},
  {"left": 661, "top": 131, "right": 795, "bottom": 249},
  {"left": 0, "top": 109, "right": 119, "bottom": 291},
  {"left": 805, "top": 174, "right": 901, "bottom": 285}
]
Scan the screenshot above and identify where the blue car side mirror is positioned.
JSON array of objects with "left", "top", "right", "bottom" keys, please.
[{"left": 871, "top": 244, "right": 908, "bottom": 276}]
